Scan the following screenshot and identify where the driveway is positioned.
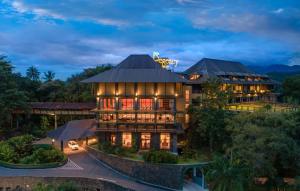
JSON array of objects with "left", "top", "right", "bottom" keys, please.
[{"left": 0, "top": 149, "right": 166, "bottom": 191}]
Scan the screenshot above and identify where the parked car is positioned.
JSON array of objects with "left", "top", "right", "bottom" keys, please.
[{"left": 68, "top": 140, "right": 79, "bottom": 150}]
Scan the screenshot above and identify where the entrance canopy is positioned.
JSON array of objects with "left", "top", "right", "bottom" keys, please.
[{"left": 48, "top": 119, "right": 97, "bottom": 142}]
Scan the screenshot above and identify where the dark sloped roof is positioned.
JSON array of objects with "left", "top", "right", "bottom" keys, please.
[
  {"left": 48, "top": 119, "right": 97, "bottom": 141},
  {"left": 82, "top": 54, "right": 187, "bottom": 83},
  {"left": 30, "top": 102, "right": 96, "bottom": 110},
  {"left": 184, "top": 58, "right": 267, "bottom": 77}
]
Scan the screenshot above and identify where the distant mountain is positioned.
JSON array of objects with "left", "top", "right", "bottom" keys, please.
[{"left": 247, "top": 64, "right": 300, "bottom": 74}]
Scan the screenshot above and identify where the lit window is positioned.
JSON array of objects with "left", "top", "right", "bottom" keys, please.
[
  {"left": 157, "top": 114, "right": 174, "bottom": 123},
  {"left": 139, "top": 99, "right": 153, "bottom": 110},
  {"left": 140, "top": 133, "right": 151, "bottom": 149},
  {"left": 185, "top": 90, "right": 190, "bottom": 102},
  {"left": 100, "top": 98, "right": 115, "bottom": 110},
  {"left": 190, "top": 74, "right": 200, "bottom": 80},
  {"left": 158, "top": 99, "right": 174, "bottom": 111},
  {"left": 137, "top": 113, "right": 155, "bottom": 123},
  {"left": 122, "top": 133, "right": 132, "bottom": 147},
  {"left": 118, "top": 114, "right": 135, "bottom": 123},
  {"left": 119, "top": 99, "right": 134, "bottom": 110},
  {"left": 99, "top": 113, "right": 116, "bottom": 122},
  {"left": 111, "top": 134, "right": 116, "bottom": 145},
  {"left": 160, "top": 133, "right": 170, "bottom": 150}
]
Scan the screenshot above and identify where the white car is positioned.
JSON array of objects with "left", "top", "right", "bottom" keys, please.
[{"left": 68, "top": 140, "right": 79, "bottom": 150}]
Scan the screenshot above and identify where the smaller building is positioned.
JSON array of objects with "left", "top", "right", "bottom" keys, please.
[{"left": 183, "top": 58, "right": 278, "bottom": 103}]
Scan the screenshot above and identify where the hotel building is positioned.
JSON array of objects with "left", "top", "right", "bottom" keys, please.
[
  {"left": 83, "top": 55, "right": 189, "bottom": 152},
  {"left": 83, "top": 55, "right": 277, "bottom": 151}
]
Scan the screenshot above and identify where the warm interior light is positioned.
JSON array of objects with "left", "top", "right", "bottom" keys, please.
[{"left": 175, "top": 93, "right": 178, "bottom": 97}]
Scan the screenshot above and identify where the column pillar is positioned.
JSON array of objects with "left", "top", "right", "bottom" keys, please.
[
  {"left": 54, "top": 114, "right": 57, "bottom": 129},
  {"left": 133, "top": 132, "right": 140, "bottom": 151},
  {"left": 116, "top": 132, "right": 122, "bottom": 147},
  {"left": 60, "top": 140, "right": 64, "bottom": 152},
  {"left": 151, "top": 133, "right": 160, "bottom": 150},
  {"left": 171, "top": 133, "right": 178, "bottom": 153}
]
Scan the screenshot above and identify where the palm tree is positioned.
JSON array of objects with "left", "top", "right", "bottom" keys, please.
[
  {"left": 206, "top": 156, "right": 251, "bottom": 191},
  {"left": 26, "top": 66, "right": 40, "bottom": 81},
  {"left": 43, "top": 71, "right": 55, "bottom": 82}
]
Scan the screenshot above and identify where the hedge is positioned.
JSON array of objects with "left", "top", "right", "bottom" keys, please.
[{"left": 0, "top": 155, "right": 68, "bottom": 169}]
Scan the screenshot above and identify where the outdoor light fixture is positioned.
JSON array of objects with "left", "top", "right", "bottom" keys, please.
[{"left": 52, "top": 139, "right": 55, "bottom": 145}]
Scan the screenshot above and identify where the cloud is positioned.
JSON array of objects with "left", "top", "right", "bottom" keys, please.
[
  {"left": 273, "top": 8, "right": 284, "bottom": 14},
  {"left": 0, "top": 0, "right": 299, "bottom": 79}
]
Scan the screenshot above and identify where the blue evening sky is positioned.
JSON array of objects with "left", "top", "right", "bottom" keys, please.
[{"left": 0, "top": 0, "right": 300, "bottom": 79}]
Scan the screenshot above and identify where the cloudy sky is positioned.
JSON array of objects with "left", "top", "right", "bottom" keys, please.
[{"left": 0, "top": 0, "right": 300, "bottom": 79}]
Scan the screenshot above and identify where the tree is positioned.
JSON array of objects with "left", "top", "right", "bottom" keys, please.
[
  {"left": 282, "top": 74, "right": 300, "bottom": 104},
  {"left": 26, "top": 66, "right": 40, "bottom": 81},
  {"left": 206, "top": 156, "right": 251, "bottom": 191},
  {"left": 227, "top": 111, "right": 300, "bottom": 179},
  {"left": 0, "top": 56, "right": 28, "bottom": 137},
  {"left": 187, "top": 78, "right": 232, "bottom": 152},
  {"left": 43, "top": 71, "right": 55, "bottom": 82}
]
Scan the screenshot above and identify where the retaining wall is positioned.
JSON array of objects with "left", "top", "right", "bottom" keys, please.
[
  {"left": 0, "top": 177, "right": 134, "bottom": 191},
  {"left": 86, "top": 146, "right": 189, "bottom": 190}
]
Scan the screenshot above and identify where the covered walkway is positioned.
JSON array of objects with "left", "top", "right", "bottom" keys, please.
[{"left": 48, "top": 119, "right": 97, "bottom": 151}]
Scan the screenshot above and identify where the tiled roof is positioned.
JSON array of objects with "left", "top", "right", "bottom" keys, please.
[
  {"left": 30, "top": 102, "right": 96, "bottom": 110},
  {"left": 82, "top": 55, "right": 187, "bottom": 83}
]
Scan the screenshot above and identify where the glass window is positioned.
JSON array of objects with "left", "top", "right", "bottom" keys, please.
[
  {"left": 157, "top": 114, "right": 174, "bottom": 123},
  {"left": 118, "top": 114, "right": 135, "bottom": 123},
  {"left": 119, "top": 99, "right": 134, "bottom": 110},
  {"left": 122, "top": 133, "right": 132, "bottom": 148},
  {"left": 111, "top": 134, "right": 116, "bottom": 145},
  {"left": 99, "top": 113, "right": 116, "bottom": 122},
  {"left": 160, "top": 133, "right": 170, "bottom": 150},
  {"left": 157, "top": 99, "right": 174, "bottom": 111},
  {"left": 140, "top": 133, "right": 151, "bottom": 149},
  {"left": 99, "top": 98, "right": 115, "bottom": 110},
  {"left": 139, "top": 99, "right": 153, "bottom": 111},
  {"left": 137, "top": 114, "right": 155, "bottom": 123}
]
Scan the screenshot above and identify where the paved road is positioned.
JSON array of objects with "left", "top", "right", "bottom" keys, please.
[{"left": 0, "top": 149, "right": 166, "bottom": 191}]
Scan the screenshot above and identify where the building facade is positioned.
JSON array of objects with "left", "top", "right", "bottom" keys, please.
[
  {"left": 83, "top": 55, "right": 277, "bottom": 152},
  {"left": 83, "top": 55, "right": 189, "bottom": 152},
  {"left": 183, "top": 58, "right": 278, "bottom": 103}
]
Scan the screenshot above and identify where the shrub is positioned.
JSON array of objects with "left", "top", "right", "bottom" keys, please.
[
  {"left": 143, "top": 150, "right": 178, "bottom": 164},
  {"left": 98, "top": 142, "right": 135, "bottom": 157},
  {"left": 20, "top": 147, "right": 64, "bottom": 164},
  {"left": 0, "top": 142, "right": 16, "bottom": 163},
  {"left": 57, "top": 181, "right": 79, "bottom": 191},
  {"left": 98, "top": 141, "right": 115, "bottom": 154},
  {"left": 32, "top": 182, "right": 79, "bottom": 191},
  {"left": 7, "top": 135, "right": 34, "bottom": 158}
]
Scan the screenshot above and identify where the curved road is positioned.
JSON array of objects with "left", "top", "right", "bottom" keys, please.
[{"left": 0, "top": 149, "right": 166, "bottom": 191}]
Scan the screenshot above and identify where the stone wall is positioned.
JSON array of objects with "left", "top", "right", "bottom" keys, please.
[
  {"left": 0, "top": 177, "right": 134, "bottom": 191},
  {"left": 86, "top": 146, "right": 185, "bottom": 190}
]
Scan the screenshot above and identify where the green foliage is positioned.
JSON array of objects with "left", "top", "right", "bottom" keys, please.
[
  {"left": 20, "top": 147, "right": 64, "bottom": 164},
  {"left": 7, "top": 135, "right": 34, "bottom": 160},
  {"left": 142, "top": 150, "right": 178, "bottom": 164},
  {"left": 26, "top": 66, "right": 40, "bottom": 81},
  {"left": 206, "top": 156, "right": 251, "bottom": 191},
  {"left": 283, "top": 74, "right": 300, "bottom": 104},
  {"left": 0, "top": 135, "right": 64, "bottom": 165},
  {"left": 32, "top": 183, "right": 55, "bottom": 191},
  {"left": 98, "top": 141, "right": 132, "bottom": 157},
  {"left": 0, "top": 142, "right": 15, "bottom": 163},
  {"left": 32, "top": 182, "right": 79, "bottom": 191},
  {"left": 0, "top": 56, "right": 28, "bottom": 137},
  {"left": 43, "top": 71, "right": 56, "bottom": 82},
  {"left": 227, "top": 111, "right": 300, "bottom": 178}
]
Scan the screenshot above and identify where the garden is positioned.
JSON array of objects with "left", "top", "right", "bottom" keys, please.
[
  {"left": 93, "top": 141, "right": 209, "bottom": 164},
  {"left": 0, "top": 135, "right": 67, "bottom": 168}
]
